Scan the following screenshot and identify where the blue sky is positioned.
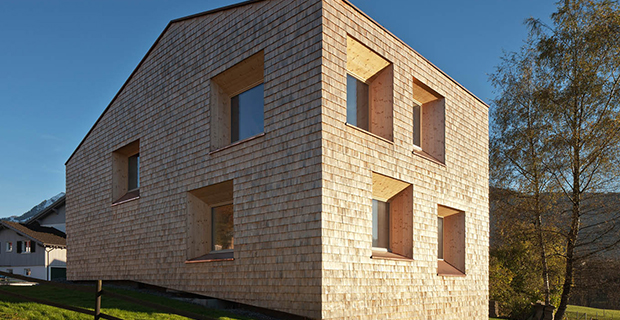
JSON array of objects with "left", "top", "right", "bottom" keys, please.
[{"left": 0, "top": 0, "right": 556, "bottom": 217}]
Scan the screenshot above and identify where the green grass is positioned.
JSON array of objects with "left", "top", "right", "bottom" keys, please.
[
  {"left": 489, "top": 305, "right": 620, "bottom": 320},
  {"left": 0, "top": 284, "right": 255, "bottom": 320},
  {"left": 565, "top": 305, "right": 620, "bottom": 319}
]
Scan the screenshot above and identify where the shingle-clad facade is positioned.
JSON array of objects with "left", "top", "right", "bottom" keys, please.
[{"left": 65, "top": 0, "right": 488, "bottom": 319}]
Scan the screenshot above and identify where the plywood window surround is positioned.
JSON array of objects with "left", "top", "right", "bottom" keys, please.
[
  {"left": 186, "top": 180, "right": 235, "bottom": 262},
  {"left": 371, "top": 172, "right": 413, "bottom": 259},
  {"left": 112, "top": 140, "right": 140, "bottom": 204},
  {"left": 412, "top": 77, "right": 445, "bottom": 164},
  {"left": 210, "top": 51, "right": 265, "bottom": 150},
  {"left": 346, "top": 36, "right": 394, "bottom": 141},
  {"left": 437, "top": 205, "right": 466, "bottom": 276}
]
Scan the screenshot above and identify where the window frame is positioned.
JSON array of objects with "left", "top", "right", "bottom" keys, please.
[
  {"left": 437, "top": 205, "right": 466, "bottom": 276},
  {"left": 112, "top": 140, "right": 141, "bottom": 205},
  {"left": 186, "top": 180, "right": 235, "bottom": 263},
  {"left": 5, "top": 242, "right": 11, "bottom": 253},
  {"left": 346, "top": 36, "right": 394, "bottom": 142},
  {"left": 210, "top": 51, "right": 265, "bottom": 151},
  {"left": 411, "top": 77, "right": 445, "bottom": 163}
]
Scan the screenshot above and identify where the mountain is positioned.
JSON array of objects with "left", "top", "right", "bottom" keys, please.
[{"left": 3, "top": 192, "right": 65, "bottom": 223}]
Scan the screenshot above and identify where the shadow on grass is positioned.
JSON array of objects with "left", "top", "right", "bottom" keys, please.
[{"left": 0, "top": 284, "right": 253, "bottom": 320}]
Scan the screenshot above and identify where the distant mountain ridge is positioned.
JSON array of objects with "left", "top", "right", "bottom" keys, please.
[{"left": 3, "top": 192, "right": 65, "bottom": 223}]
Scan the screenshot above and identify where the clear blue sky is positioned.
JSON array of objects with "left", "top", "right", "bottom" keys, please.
[{"left": 0, "top": 0, "right": 556, "bottom": 217}]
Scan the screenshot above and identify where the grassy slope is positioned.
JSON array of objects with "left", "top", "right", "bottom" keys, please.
[
  {"left": 565, "top": 305, "right": 620, "bottom": 319},
  {"left": 0, "top": 284, "right": 254, "bottom": 320}
]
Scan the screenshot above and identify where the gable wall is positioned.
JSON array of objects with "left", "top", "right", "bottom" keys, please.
[
  {"left": 66, "top": 0, "right": 324, "bottom": 317},
  {"left": 0, "top": 228, "right": 45, "bottom": 267},
  {"left": 37, "top": 203, "right": 66, "bottom": 232},
  {"left": 320, "top": 0, "right": 489, "bottom": 318}
]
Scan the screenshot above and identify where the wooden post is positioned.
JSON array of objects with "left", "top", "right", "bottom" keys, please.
[{"left": 95, "top": 280, "right": 102, "bottom": 320}]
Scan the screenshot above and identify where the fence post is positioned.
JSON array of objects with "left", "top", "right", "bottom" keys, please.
[{"left": 95, "top": 280, "right": 102, "bottom": 320}]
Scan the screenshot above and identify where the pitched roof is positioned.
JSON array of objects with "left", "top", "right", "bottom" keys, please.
[
  {"left": 26, "top": 194, "right": 65, "bottom": 225},
  {"left": 1, "top": 221, "right": 66, "bottom": 248}
]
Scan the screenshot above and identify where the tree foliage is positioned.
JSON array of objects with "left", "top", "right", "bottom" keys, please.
[{"left": 490, "top": 0, "right": 620, "bottom": 318}]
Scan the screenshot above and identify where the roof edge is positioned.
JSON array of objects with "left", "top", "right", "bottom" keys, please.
[
  {"left": 65, "top": 1, "right": 272, "bottom": 165},
  {"left": 65, "top": 21, "right": 173, "bottom": 165},
  {"left": 341, "top": 0, "right": 489, "bottom": 108},
  {"left": 171, "top": 0, "right": 267, "bottom": 23},
  {"left": 26, "top": 194, "right": 65, "bottom": 225},
  {"left": 0, "top": 221, "right": 66, "bottom": 248}
]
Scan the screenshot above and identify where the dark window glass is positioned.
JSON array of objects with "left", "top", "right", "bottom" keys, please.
[
  {"left": 31, "top": 242, "right": 35, "bottom": 253},
  {"left": 413, "top": 104, "right": 421, "bottom": 147},
  {"left": 231, "top": 84, "right": 264, "bottom": 143},
  {"left": 438, "top": 217, "right": 444, "bottom": 259},
  {"left": 346, "top": 74, "right": 369, "bottom": 130},
  {"left": 212, "top": 204, "right": 234, "bottom": 251},
  {"left": 128, "top": 154, "right": 140, "bottom": 190},
  {"left": 372, "top": 199, "right": 390, "bottom": 249},
  {"left": 16, "top": 241, "right": 22, "bottom": 254}
]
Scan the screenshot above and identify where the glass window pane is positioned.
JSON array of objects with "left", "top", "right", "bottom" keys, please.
[
  {"left": 372, "top": 199, "right": 390, "bottom": 249},
  {"left": 347, "top": 75, "right": 358, "bottom": 126},
  {"left": 231, "top": 84, "right": 264, "bottom": 142},
  {"left": 413, "top": 104, "right": 421, "bottom": 146},
  {"left": 128, "top": 154, "right": 140, "bottom": 190},
  {"left": 212, "top": 204, "right": 234, "bottom": 251},
  {"left": 438, "top": 217, "right": 444, "bottom": 259},
  {"left": 346, "top": 75, "right": 369, "bottom": 130}
]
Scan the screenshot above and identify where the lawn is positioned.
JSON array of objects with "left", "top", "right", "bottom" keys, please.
[
  {"left": 0, "top": 284, "right": 255, "bottom": 320},
  {"left": 489, "top": 305, "right": 620, "bottom": 320},
  {"left": 565, "top": 305, "right": 620, "bottom": 319}
]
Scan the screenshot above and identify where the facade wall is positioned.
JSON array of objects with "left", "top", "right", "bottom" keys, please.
[
  {"left": 319, "top": 1, "right": 489, "bottom": 319},
  {"left": 47, "top": 247, "right": 67, "bottom": 267},
  {"left": 66, "top": 0, "right": 489, "bottom": 319},
  {"left": 65, "top": 0, "right": 324, "bottom": 318},
  {"left": 38, "top": 204, "right": 66, "bottom": 232},
  {"left": 0, "top": 229, "right": 44, "bottom": 267},
  {"left": 0, "top": 266, "right": 46, "bottom": 280}
]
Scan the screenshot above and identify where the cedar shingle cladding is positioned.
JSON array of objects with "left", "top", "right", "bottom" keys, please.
[{"left": 66, "top": 0, "right": 489, "bottom": 319}]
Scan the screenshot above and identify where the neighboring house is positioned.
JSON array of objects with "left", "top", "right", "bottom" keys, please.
[
  {"left": 0, "top": 195, "right": 67, "bottom": 280},
  {"left": 65, "top": 0, "right": 489, "bottom": 319}
]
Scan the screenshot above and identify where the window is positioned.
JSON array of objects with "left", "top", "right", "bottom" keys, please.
[
  {"left": 211, "top": 51, "right": 264, "bottom": 150},
  {"left": 186, "top": 180, "right": 234, "bottom": 262},
  {"left": 437, "top": 217, "right": 444, "bottom": 260},
  {"left": 437, "top": 205, "right": 466, "bottom": 276},
  {"left": 112, "top": 140, "right": 140, "bottom": 204},
  {"left": 24, "top": 268, "right": 31, "bottom": 276},
  {"left": 371, "top": 172, "right": 413, "bottom": 259},
  {"left": 5, "top": 242, "right": 11, "bottom": 252},
  {"left": 128, "top": 154, "right": 140, "bottom": 191},
  {"left": 412, "top": 77, "right": 445, "bottom": 163},
  {"left": 16, "top": 241, "right": 22, "bottom": 254},
  {"left": 212, "top": 204, "right": 234, "bottom": 252},
  {"left": 23, "top": 240, "right": 34, "bottom": 253},
  {"left": 372, "top": 200, "right": 390, "bottom": 250},
  {"left": 346, "top": 36, "right": 394, "bottom": 141},
  {"left": 6, "top": 269, "right": 12, "bottom": 274},
  {"left": 346, "top": 75, "right": 369, "bottom": 130},
  {"left": 231, "top": 84, "right": 264, "bottom": 143}
]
